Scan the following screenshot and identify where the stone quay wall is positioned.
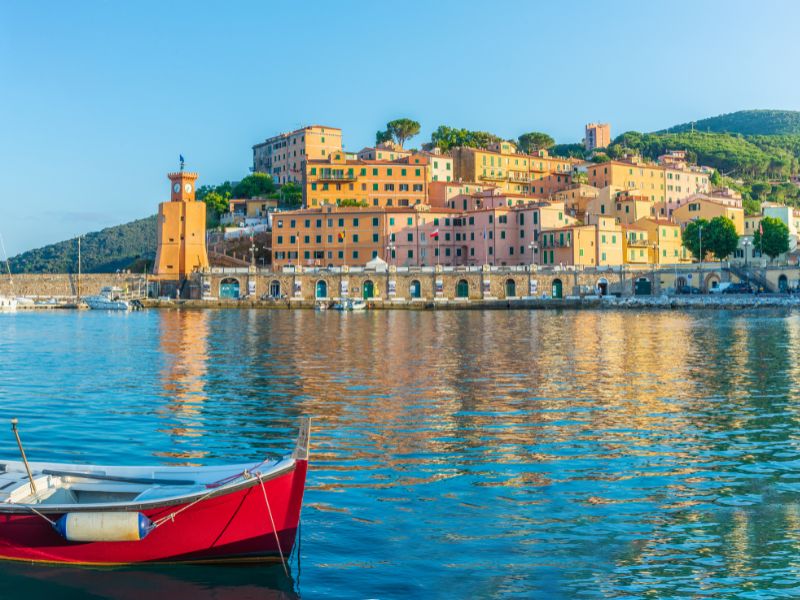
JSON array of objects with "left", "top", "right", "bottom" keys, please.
[
  {"left": 192, "top": 264, "right": 734, "bottom": 304},
  {"left": 0, "top": 273, "right": 148, "bottom": 298}
]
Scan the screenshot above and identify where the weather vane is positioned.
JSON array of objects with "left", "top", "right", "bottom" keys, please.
[{"left": 179, "top": 154, "right": 185, "bottom": 172}]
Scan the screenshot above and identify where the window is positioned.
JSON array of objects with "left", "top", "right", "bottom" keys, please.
[
  {"left": 277, "top": 235, "right": 283, "bottom": 244},
  {"left": 389, "top": 217, "right": 395, "bottom": 226},
  {"left": 372, "top": 233, "right": 378, "bottom": 242},
  {"left": 373, "top": 183, "right": 379, "bottom": 191},
  {"left": 407, "top": 233, "right": 413, "bottom": 241},
  {"left": 401, "top": 169, "right": 406, "bottom": 176},
  {"left": 372, "top": 168, "right": 378, "bottom": 176},
  {"left": 387, "top": 168, "right": 393, "bottom": 176},
  {"left": 407, "top": 217, "right": 413, "bottom": 225},
  {"left": 407, "top": 249, "right": 413, "bottom": 258},
  {"left": 353, "top": 234, "right": 359, "bottom": 243},
  {"left": 338, "top": 218, "right": 344, "bottom": 227},
  {"left": 353, "top": 218, "right": 359, "bottom": 227},
  {"left": 290, "top": 219, "right": 296, "bottom": 228}
]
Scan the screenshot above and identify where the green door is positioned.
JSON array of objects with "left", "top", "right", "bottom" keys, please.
[
  {"left": 219, "top": 278, "right": 240, "bottom": 299},
  {"left": 363, "top": 280, "right": 375, "bottom": 299},
  {"left": 456, "top": 280, "right": 469, "bottom": 298},
  {"left": 505, "top": 279, "right": 516, "bottom": 298},
  {"left": 635, "top": 278, "right": 652, "bottom": 296},
  {"left": 552, "top": 279, "right": 563, "bottom": 299}
]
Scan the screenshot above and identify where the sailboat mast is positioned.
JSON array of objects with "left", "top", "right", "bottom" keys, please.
[{"left": 0, "top": 234, "right": 14, "bottom": 296}]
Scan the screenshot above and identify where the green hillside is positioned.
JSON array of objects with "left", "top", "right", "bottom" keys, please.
[
  {"left": 8, "top": 215, "right": 157, "bottom": 274},
  {"left": 660, "top": 110, "right": 800, "bottom": 136}
]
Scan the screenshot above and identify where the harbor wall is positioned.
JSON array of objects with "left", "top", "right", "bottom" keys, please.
[{"left": 0, "top": 274, "right": 148, "bottom": 298}]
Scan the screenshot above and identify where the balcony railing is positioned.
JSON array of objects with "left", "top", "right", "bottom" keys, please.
[
  {"left": 480, "top": 173, "right": 508, "bottom": 182},
  {"left": 316, "top": 171, "right": 358, "bottom": 182},
  {"left": 626, "top": 238, "right": 649, "bottom": 248}
]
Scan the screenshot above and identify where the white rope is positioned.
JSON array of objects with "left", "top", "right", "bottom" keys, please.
[
  {"left": 257, "top": 472, "right": 289, "bottom": 577},
  {"left": 151, "top": 485, "right": 224, "bottom": 529}
]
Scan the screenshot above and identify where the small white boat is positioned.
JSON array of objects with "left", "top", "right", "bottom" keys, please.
[
  {"left": 84, "top": 287, "right": 131, "bottom": 311},
  {"left": 0, "top": 295, "right": 17, "bottom": 312},
  {"left": 332, "top": 298, "right": 367, "bottom": 311}
]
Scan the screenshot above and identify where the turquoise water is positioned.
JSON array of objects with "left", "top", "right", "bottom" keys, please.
[{"left": 2, "top": 308, "right": 800, "bottom": 599}]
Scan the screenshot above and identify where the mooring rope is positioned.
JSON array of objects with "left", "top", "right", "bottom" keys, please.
[{"left": 257, "top": 472, "right": 289, "bottom": 577}]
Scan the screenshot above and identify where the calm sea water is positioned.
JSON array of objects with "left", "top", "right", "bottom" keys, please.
[{"left": 1, "top": 308, "right": 800, "bottom": 599}]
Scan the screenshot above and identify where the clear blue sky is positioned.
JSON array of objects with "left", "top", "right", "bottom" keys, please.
[{"left": 2, "top": 0, "right": 800, "bottom": 255}]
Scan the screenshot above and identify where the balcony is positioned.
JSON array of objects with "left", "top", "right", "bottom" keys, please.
[
  {"left": 508, "top": 173, "right": 531, "bottom": 184},
  {"left": 626, "top": 237, "right": 650, "bottom": 248},
  {"left": 480, "top": 172, "right": 508, "bottom": 182},
  {"left": 316, "top": 170, "right": 357, "bottom": 182}
]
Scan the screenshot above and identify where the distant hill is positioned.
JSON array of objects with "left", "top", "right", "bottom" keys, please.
[
  {"left": 660, "top": 110, "right": 800, "bottom": 136},
  {"left": 8, "top": 216, "right": 157, "bottom": 274}
]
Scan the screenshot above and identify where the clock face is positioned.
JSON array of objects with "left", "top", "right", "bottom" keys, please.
[
  {"left": 173, "top": 183, "right": 180, "bottom": 193},
  {"left": 184, "top": 183, "right": 193, "bottom": 194}
]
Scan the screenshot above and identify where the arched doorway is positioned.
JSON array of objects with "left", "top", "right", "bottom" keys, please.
[
  {"left": 505, "top": 279, "right": 516, "bottom": 298},
  {"left": 219, "top": 278, "right": 240, "bottom": 299},
  {"left": 705, "top": 274, "right": 720, "bottom": 292},
  {"left": 676, "top": 276, "right": 687, "bottom": 291},
  {"left": 635, "top": 277, "right": 652, "bottom": 296},
  {"left": 456, "top": 279, "right": 469, "bottom": 298},
  {"left": 779, "top": 274, "right": 789, "bottom": 293},
  {"left": 269, "top": 280, "right": 281, "bottom": 298},
  {"left": 410, "top": 280, "right": 421, "bottom": 298},
  {"left": 552, "top": 278, "right": 563, "bottom": 299},
  {"left": 315, "top": 280, "right": 328, "bottom": 298},
  {"left": 597, "top": 277, "right": 609, "bottom": 296},
  {"left": 363, "top": 280, "right": 375, "bottom": 299}
]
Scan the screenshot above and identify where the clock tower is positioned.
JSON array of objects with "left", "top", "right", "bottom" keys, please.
[{"left": 153, "top": 165, "right": 209, "bottom": 289}]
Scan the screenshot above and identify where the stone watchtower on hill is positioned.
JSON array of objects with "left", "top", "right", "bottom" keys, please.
[{"left": 152, "top": 167, "right": 209, "bottom": 291}]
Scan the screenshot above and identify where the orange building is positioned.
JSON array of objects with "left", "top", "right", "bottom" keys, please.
[
  {"left": 304, "top": 151, "right": 429, "bottom": 209},
  {"left": 153, "top": 170, "right": 209, "bottom": 284}
]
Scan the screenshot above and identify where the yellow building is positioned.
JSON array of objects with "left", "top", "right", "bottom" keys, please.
[
  {"left": 632, "top": 218, "right": 690, "bottom": 264},
  {"left": 253, "top": 125, "right": 343, "bottom": 184},
  {"left": 587, "top": 158, "right": 666, "bottom": 201},
  {"left": 540, "top": 216, "right": 623, "bottom": 267},
  {"left": 304, "top": 151, "right": 429, "bottom": 209},
  {"left": 451, "top": 146, "right": 573, "bottom": 196},
  {"left": 153, "top": 170, "right": 209, "bottom": 281},
  {"left": 672, "top": 198, "right": 745, "bottom": 235},
  {"left": 552, "top": 184, "right": 600, "bottom": 221},
  {"left": 228, "top": 197, "right": 278, "bottom": 220},
  {"left": 622, "top": 224, "right": 651, "bottom": 265}
]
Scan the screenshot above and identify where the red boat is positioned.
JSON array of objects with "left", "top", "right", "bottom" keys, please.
[{"left": 0, "top": 418, "right": 310, "bottom": 565}]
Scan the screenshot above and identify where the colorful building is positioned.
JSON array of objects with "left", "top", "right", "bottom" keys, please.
[
  {"left": 271, "top": 206, "right": 460, "bottom": 268},
  {"left": 253, "top": 125, "right": 343, "bottom": 185},
  {"left": 540, "top": 217, "right": 623, "bottom": 267},
  {"left": 634, "top": 218, "right": 689, "bottom": 264},
  {"left": 584, "top": 123, "right": 610, "bottom": 151},
  {"left": 153, "top": 170, "right": 209, "bottom": 282},
  {"left": 451, "top": 146, "right": 573, "bottom": 195},
  {"left": 672, "top": 197, "right": 745, "bottom": 235},
  {"left": 304, "top": 151, "right": 429, "bottom": 209},
  {"left": 428, "top": 181, "right": 496, "bottom": 210}
]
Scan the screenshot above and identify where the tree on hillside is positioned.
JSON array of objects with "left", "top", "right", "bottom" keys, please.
[
  {"left": 682, "top": 219, "right": 708, "bottom": 260},
  {"left": 430, "top": 125, "right": 503, "bottom": 151},
  {"left": 753, "top": 216, "right": 790, "bottom": 261},
  {"left": 375, "top": 129, "right": 393, "bottom": 145},
  {"left": 704, "top": 216, "right": 739, "bottom": 260},
  {"left": 710, "top": 170, "right": 722, "bottom": 186},
  {"left": 550, "top": 143, "right": 586, "bottom": 159},
  {"left": 233, "top": 173, "right": 275, "bottom": 198},
  {"left": 376, "top": 118, "right": 421, "bottom": 148},
  {"left": 517, "top": 132, "right": 555, "bottom": 153},
  {"left": 276, "top": 182, "right": 302, "bottom": 208},
  {"left": 204, "top": 191, "right": 230, "bottom": 219}
]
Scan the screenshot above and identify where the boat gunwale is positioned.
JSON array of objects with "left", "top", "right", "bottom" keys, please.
[{"left": 0, "top": 458, "right": 298, "bottom": 515}]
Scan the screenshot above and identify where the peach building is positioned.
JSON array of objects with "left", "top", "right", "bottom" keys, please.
[
  {"left": 552, "top": 184, "right": 600, "bottom": 221},
  {"left": 304, "top": 151, "right": 429, "bottom": 209},
  {"left": 428, "top": 181, "right": 496, "bottom": 209},
  {"left": 271, "top": 206, "right": 461, "bottom": 268},
  {"left": 153, "top": 170, "right": 209, "bottom": 281},
  {"left": 584, "top": 123, "right": 610, "bottom": 151},
  {"left": 253, "top": 125, "right": 342, "bottom": 184}
]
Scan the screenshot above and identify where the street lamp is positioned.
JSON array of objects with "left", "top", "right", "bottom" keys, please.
[
  {"left": 698, "top": 224, "right": 703, "bottom": 265},
  {"left": 386, "top": 242, "right": 396, "bottom": 266},
  {"left": 528, "top": 241, "right": 537, "bottom": 266},
  {"left": 743, "top": 238, "right": 752, "bottom": 268}
]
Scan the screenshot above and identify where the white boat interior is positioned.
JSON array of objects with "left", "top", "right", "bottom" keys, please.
[{"left": 0, "top": 457, "right": 291, "bottom": 508}]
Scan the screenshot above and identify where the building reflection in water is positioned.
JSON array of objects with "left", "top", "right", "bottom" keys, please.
[{"left": 156, "top": 309, "right": 210, "bottom": 462}]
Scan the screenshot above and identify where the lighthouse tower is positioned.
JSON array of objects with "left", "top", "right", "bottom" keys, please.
[{"left": 153, "top": 166, "right": 209, "bottom": 284}]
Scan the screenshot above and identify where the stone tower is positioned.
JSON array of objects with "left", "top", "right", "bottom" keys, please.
[{"left": 153, "top": 170, "right": 209, "bottom": 280}]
